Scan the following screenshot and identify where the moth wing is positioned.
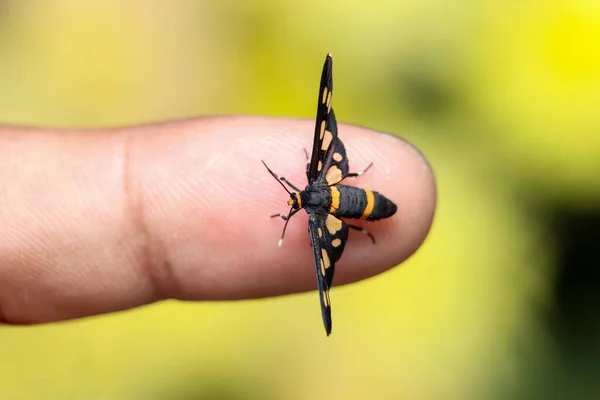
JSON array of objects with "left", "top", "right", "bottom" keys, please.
[
  {"left": 306, "top": 54, "right": 350, "bottom": 186},
  {"left": 318, "top": 110, "right": 349, "bottom": 186},
  {"left": 308, "top": 213, "right": 349, "bottom": 335}
]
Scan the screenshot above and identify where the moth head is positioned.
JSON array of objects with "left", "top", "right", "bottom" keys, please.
[{"left": 287, "top": 193, "right": 302, "bottom": 209}]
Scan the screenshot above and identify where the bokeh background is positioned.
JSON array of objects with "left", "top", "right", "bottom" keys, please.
[{"left": 1, "top": 0, "right": 599, "bottom": 399}]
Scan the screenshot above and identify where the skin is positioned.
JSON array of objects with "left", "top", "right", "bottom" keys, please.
[{"left": 0, "top": 116, "right": 436, "bottom": 325}]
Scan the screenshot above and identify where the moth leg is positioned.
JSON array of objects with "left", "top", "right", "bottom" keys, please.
[
  {"left": 262, "top": 160, "right": 302, "bottom": 192},
  {"left": 346, "top": 162, "right": 373, "bottom": 178},
  {"left": 277, "top": 176, "right": 301, "bottom": 192},
  {"left": 270, "top": 208, "right": 301, "bottom": 222},
  {"left": 347, "top": 223, "right": 376, "bottom": 244},
  {"left": 272, "top": 208, "right": 301, "bottom": 247},
  {"left": 271, "top": 213, "right": 289, "bottom": 221},
  {"left": 303, "top": 148, "right": 310, "bottom": 175},
  {"left": 277, "top": 175, "right": 301, "bottom": 192}
]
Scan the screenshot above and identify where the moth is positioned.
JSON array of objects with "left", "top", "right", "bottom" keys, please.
[{"left": 262, "top": 53, "right": 397, "bottom": 335}]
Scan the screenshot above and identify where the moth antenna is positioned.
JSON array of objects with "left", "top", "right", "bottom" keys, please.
[
  {"left": 278, "top": 206, "right": 295, "bottom": 247},
  {"left": 262, "top": 160, "right": 292, "bottom": 195}
]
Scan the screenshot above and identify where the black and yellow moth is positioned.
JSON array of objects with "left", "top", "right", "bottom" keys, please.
[{"left": 263, "top": 54, "right": 397, "bottom": 336}]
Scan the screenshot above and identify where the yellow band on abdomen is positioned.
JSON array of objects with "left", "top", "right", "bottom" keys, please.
[{"left": 360, "top": 189, "right": 375, "bottom": 220}]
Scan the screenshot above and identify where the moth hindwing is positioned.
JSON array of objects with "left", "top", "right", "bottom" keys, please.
[{"left": 263, "top": 53, "right": 398, "bottom": 336}]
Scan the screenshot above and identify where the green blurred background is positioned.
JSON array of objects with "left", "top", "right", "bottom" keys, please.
[{"left": 1, "top": 1, "right": 599, "bottom": 399}]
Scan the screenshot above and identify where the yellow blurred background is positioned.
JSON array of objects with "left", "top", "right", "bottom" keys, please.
[{"left": 1, "top": 0, "right": 599, "bottom": 398}]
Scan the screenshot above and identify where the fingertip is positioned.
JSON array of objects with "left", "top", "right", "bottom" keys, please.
[
  {"left": 181, "top": 117, "right": 436, "bottom": 289},
  {"left": 0, "top": 117, "right": 436, "bottom": 325}
]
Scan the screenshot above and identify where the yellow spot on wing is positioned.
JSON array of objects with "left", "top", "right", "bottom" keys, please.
[
  {"left": 321, "top": 130, "right": 333, "bottom": 151},
  {"left": 333, "top": 152, "right": 343, "bottom": 162},
  {"left": 318, "top": 227, "right": 323, "bottom": 237},
  {"left": 320, "top": 259, "right": 326, "bottom": 276},
  {"left": 321, "top": 248, "right": 331, "bottom": 269},
  {"left": 360, "top": 189, "right": 375, "bottom": 220},
  {"left": 317, "top": 160, "right": 323, "bottom": 171},
  {"left": 322, "top": 290, "right": 330, "bottom": 307},
  {"left": 322, "top": 87, "right": 328, "bottom": 104},
  {"left": 332, "top": 238, "right": 342, "bottom": 247},
  {"left": 329, "top": 186, "right": 340, "bottom": 213},
  {"left": 326, "top": 214, "right": 343, "bottom": 234},
  {"left": 326, "top": 91, "right": 332, "bottom": 112},
  {"left": 326, "top": 166, "right": 343, "bottom": 185},
  {"left": 319, "top": 120, "right": 326, "bottom": 139}
]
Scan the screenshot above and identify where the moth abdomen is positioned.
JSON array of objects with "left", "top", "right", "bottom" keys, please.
[
  {"left": 364, "top": 191, "right": 397, "bottom": 221},
  {"left": 330, "top": 184, "right": 397, "bottom": 221}
]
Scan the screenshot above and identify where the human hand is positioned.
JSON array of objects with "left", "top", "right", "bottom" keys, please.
[{"left": 0, "top": 117, "right": 436, "bottom": 324}]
